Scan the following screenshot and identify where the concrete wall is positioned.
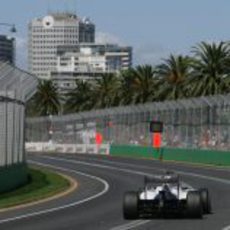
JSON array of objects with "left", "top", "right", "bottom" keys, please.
[
  {"left": 0, "top": 163, "right": 28, "bottom": 193},
  {"left": 110, "top": 145, "right": 230, "bottom": 166}
]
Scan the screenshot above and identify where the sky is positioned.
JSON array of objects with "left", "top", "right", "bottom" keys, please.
[{"left": 1, "top": 0, "right": 230, "bottom": 69}]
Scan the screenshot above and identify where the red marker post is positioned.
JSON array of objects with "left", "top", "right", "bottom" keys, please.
[
  {"left": 95, "top": 132, "right": 103, "bottom": 153},
  {"left": 152, "top": 132, "right": 161, "bottom": 149}
]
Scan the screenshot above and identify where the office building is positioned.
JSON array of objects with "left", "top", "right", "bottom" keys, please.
[
  {"left": 0, "top": 35, "right": 15, "bottom": 64},
  {"left": 51, "top": 43, "right": 132, "bottom": 94},
  {"left": 28, "top": 12, "right": 95, "bottom": 79}
]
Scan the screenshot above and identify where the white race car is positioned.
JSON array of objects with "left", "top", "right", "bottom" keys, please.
[{"left": 123, "top": 173, "right": 211, "bottom": 219}]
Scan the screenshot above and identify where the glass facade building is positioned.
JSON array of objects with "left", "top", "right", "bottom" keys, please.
[{"left": 0, "top": 35, "right": 15, "bottom": 64}]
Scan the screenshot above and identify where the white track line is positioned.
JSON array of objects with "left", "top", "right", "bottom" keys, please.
[
  {"left": 110, "top": 220, "right": 151, "bottom": 230},
  {"left": 82, "top": 157, "right": 230, "bottom": 175},
  {"left": 89, "top": 157, "right": 230, "bottom": 230},
  {"left": 41, "top": 156, "right": 160, "bottom": 177},
  {"left": 41, "top": 155, "right": 230, "bottom": 230},
  {"left": 42, "top": 155, "right": 230, "bottom": 185},
  {"left": 0, "top": 160, "right": 109, "bottom": 225},
  {"left": 40, "top": 156, "right": 158, "bottom": 229},
  {"left": 40, "top": 156, "right": 196, "bottom": 229},
  {"left": 70, "top": 155, "right": 230, "bottom": 172}
]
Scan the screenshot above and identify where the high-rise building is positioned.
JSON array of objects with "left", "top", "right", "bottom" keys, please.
[
  {"left": 51, "top": 43, "right": 132, "bottom": 94},
  {"left": 28, "top": 12, "right": 95, "bottom": 79},
  {"left": 0, "top": 35, "right": 15, "bottom": 64}
]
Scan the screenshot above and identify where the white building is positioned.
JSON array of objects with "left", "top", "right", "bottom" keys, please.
[
  {"left": 28, "top": 12, "right": 95, "bottom": 79},
  {"left": 51, "top": 43, "right": 132, "bottom": 94}
]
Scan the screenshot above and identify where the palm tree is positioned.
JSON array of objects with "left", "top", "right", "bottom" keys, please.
[
  {"left": 118, "top": 68, "right": 136, "bottom": 105},
  {"left": 190, "top": 41, "right": 230, "bottom": 96},
  {"left": 92, "top": 73, "right": 120, "bottom": 109},
  {"left": 155, "top": 55, "right": 192, "bottom": 100},
  {"left": 26, "top": 80, "right": 61, "bottom": 116},
  {"left": 130, "top": 65, "right": 156, "bottom": 103},
  {"left": 64, "top": 80, "right": 94, "bottom": 113}
]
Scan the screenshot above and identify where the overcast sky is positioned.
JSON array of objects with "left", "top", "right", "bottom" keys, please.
[{"left": 1, "top": 0, "right": 230, "bottom": 69}]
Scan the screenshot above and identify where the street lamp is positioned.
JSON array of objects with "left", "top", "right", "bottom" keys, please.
[{"left": 0, "top": 23, "right": 16, "bottom": 33}]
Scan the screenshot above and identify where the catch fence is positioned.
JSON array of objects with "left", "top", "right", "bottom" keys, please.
[{"left": 26, "top": 94, "right": 230, "bottom": 151}]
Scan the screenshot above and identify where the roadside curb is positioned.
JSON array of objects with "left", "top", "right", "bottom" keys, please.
[{"left": 0, "top": 169, "right": 78, "bottom": 213}]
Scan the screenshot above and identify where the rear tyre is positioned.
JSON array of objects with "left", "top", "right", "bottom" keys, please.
[
  {"left": 187, "top": 191, "right": 203, "bottom": 218},
  {"left": 199, "top": 188, "right": 212, "bottom": 214},
  {"left": 123, "top": 191, "right": 139, "bottom": 219}
]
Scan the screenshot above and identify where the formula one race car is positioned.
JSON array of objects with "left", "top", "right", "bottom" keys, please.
[{"left": 123, "top": 172, "right": 211, "bottom": 219}]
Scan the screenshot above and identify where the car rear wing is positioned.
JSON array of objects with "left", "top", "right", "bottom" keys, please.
[{"left": 144, "top": 174, "right": 179, "bottom": 184}]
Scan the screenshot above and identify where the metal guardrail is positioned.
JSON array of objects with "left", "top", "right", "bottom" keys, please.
[
  {"left": 26, "top": 93, "right": 230, "bottom": 151},
  {"left": 0, "top": 61, "right": 37, "bottom": 166}
]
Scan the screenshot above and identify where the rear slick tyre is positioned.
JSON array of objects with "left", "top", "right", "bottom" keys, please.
[
  {"left": 187, "top": 191, "right": 203, "bottom": 218},
  {"left": 199, "top": 188, "right": 212, "bottom": 214},
  {"left": 123, "top": 191, "right": 139, "bottom": 219}
]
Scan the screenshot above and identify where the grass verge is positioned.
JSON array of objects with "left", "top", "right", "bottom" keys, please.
[{"left": 0, "top": 167, "right": 70, "bottom": 209}]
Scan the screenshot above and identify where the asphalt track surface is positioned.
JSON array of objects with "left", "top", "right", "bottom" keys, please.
[{"left": 0, "top": 153, "right": 230, "bottom": 230}]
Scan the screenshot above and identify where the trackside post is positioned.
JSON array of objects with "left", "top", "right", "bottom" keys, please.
[{"left": 150, "top": 121, "right": 164, "bottom": 161}]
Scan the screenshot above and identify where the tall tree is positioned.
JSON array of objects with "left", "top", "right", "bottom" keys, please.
[
  {"left": 26, "top": 80, "right": 61, "bottom": 116},
  {"left": 155, "top": 55, "right": 192, "bottom": 100},
  {"left": 64, "top": 80, "right": 94, "bottom": 113},
  {"left": 92, "top": 73, "right": 120, "bottom": 108},
  {"left": 190, "top": 41, "right": 230, "bottom": 96},
  {"left": 131, "top": 65, "right": 156, "bottom": 103},
  {"left": 118, "top": 68, "right": 135, "bottom": 105}
]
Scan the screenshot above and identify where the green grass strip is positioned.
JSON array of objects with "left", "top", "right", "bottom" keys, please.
[{"left": 0, "top": 167, "right": 70, "bottom": 209}]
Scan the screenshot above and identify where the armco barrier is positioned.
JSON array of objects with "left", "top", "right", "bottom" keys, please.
[
  {"left": 0, "top": 163, "right": 28, "bottom": 193},
  {"left": 110, "top": 145, "right": 230, "bottom": 166},
  {"left": 26, "top": 142, "right": 110, "bottom": 155}
]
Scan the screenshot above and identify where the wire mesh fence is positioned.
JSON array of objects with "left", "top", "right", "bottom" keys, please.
[
  {"left": 26, "top": 94, "right": 230, "bottom": 151},
  {"left": 0, "top": 62, "right": 37, "bottom": 166}
]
